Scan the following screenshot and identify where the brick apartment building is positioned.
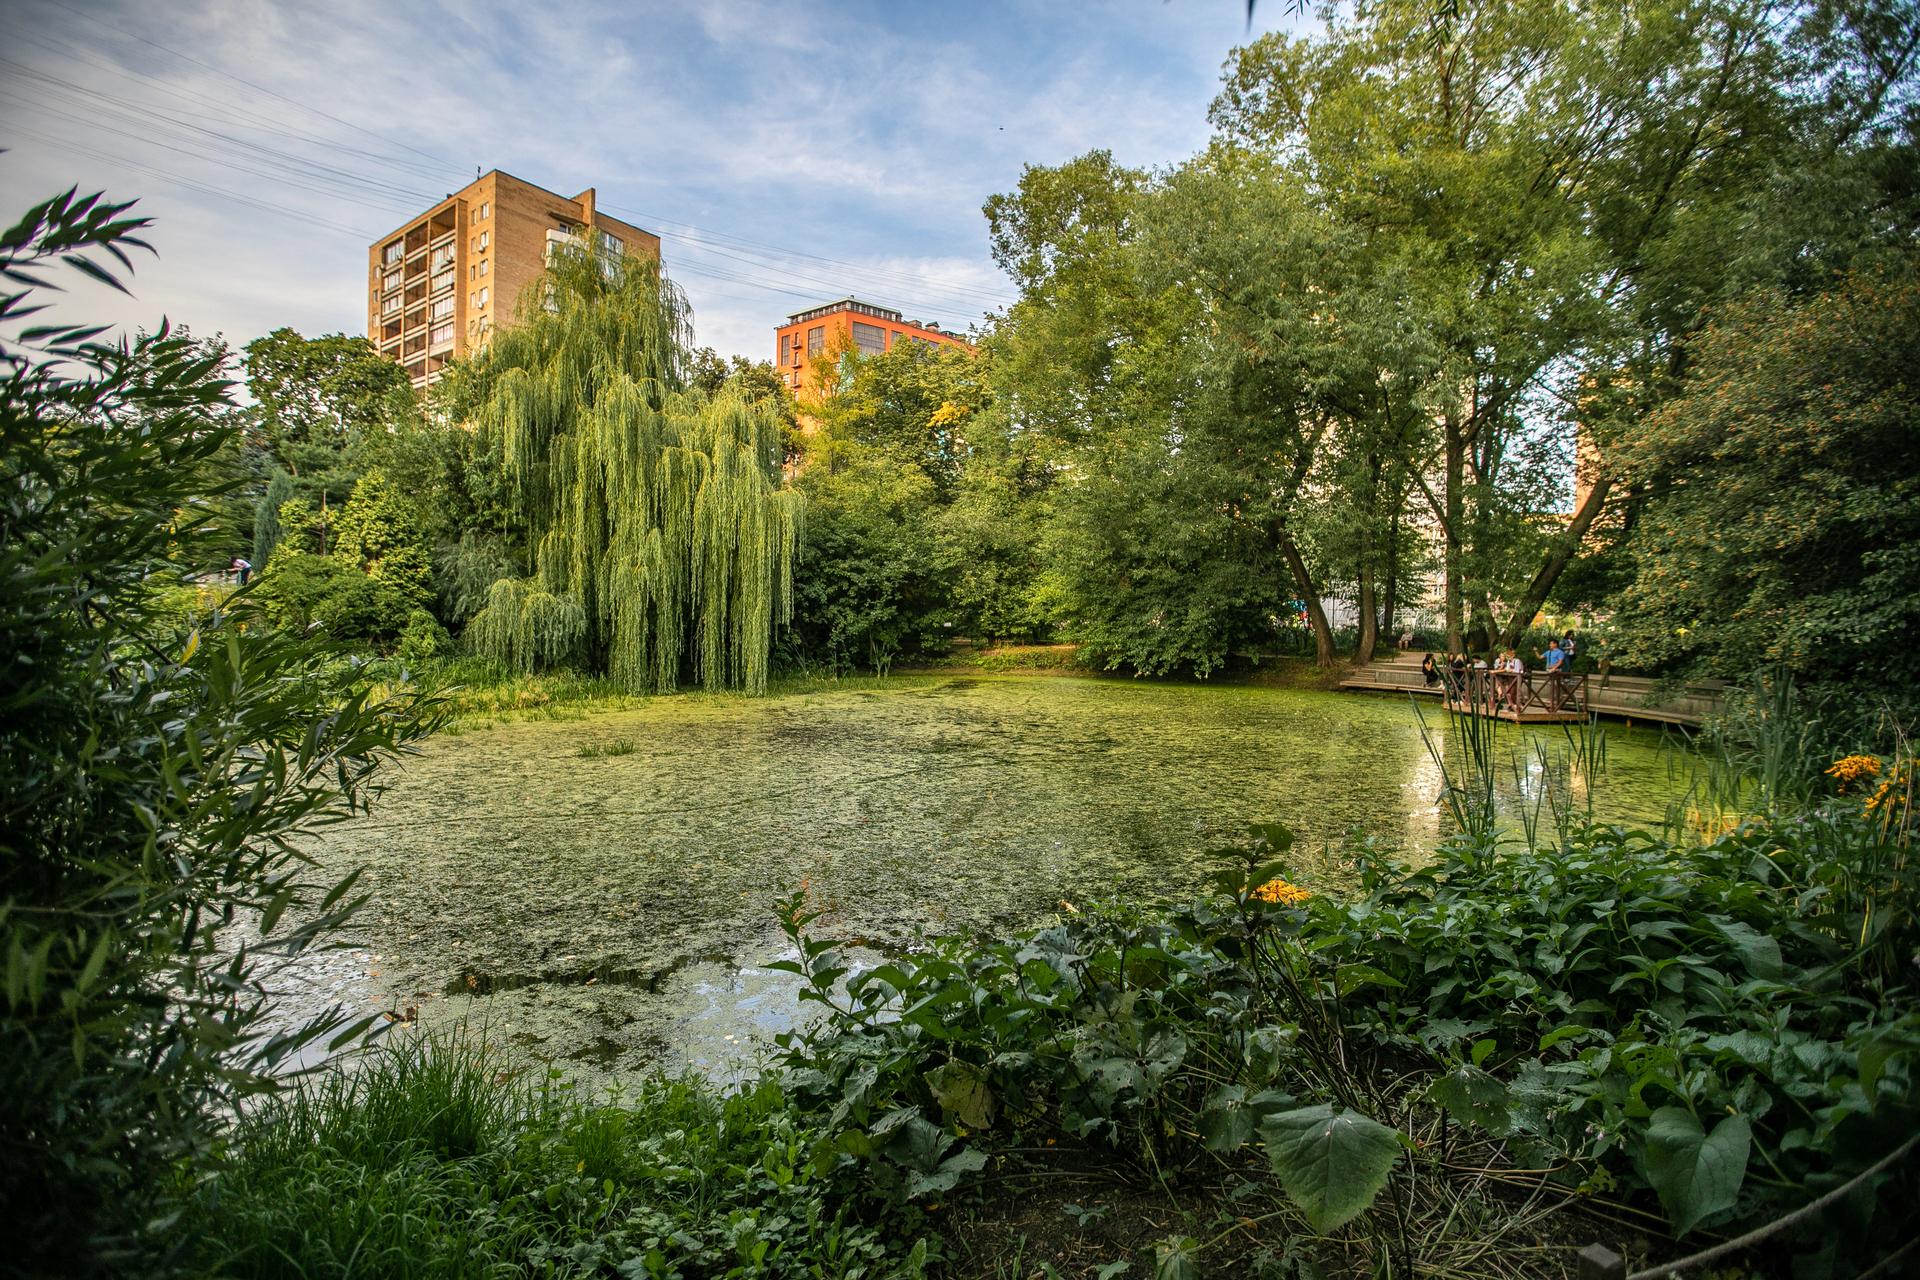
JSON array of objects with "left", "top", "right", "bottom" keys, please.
[
  {"left": 367, "top": 170, "right": 659, "bottom": 387},
  {"left": 773, "top": 298, "right": 970, "bottom": 392}
]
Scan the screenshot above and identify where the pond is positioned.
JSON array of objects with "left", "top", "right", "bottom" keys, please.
[{"left": 280, "top": 676, "right": 1684, "bottom": 1085}]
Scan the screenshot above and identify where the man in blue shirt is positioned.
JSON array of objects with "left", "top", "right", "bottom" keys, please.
[{"left": 1537, "top": 640, "right": 1566, "bottom": 709}]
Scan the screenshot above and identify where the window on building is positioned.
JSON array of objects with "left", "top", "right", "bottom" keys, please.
[
  {"left": 384, "top": 270, "right": 402, "bottom": 293},
  {"left": 479, "top": 259, "right": 489, "bottom": 277},
  {"left": 807, "top": 326, "right": 825, "bottom": 358},
  {"left": 479, "top": 287, "right": 489, "bottom": 308},
  {"left": 598, "top": 229, "right": 623, "bottom": 256},
  {"left": 384, "top": 241, "right": 403, "bottom": 265},
  {"left": 479, "top": 201, "right": 490, "bottom": 220},
  {"left": 430, "top": 323, "right": 455, "bottom": 347},
  {"left": 431, "top": 296, "right": 456, "bottom": 320},
  {"left": 851, "top": 321, "right": 885, "bottom": 356},
  {"left": 479, "top": 231, "right": 489, "bottom": 251}
]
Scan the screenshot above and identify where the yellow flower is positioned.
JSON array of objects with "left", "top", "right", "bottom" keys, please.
[
  {"left": 1827, "top": 755, "right": 1882, "bottom": 792},
  {"left": 1252, "top": 878, "right": 1310, "bottom": 906}
]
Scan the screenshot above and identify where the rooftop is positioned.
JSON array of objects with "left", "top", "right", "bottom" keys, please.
[{"left": 784, "top": 297, "right": 904, "bottom": 325}]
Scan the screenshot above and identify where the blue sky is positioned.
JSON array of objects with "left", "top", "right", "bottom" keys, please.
[{"left": 1, "top": 0, "right": 1308, "bottom": 364}]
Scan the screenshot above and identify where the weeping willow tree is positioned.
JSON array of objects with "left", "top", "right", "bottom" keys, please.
[{"left": 461, "top": 245, "right": 801, "bottom": 692}]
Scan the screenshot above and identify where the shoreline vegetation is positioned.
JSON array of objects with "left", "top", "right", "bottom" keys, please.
[
  {"left": 384, "top": 648, "right": 1366, "bottom": 736},
  {"left": 182, "top": 793, "right": 1919, "bottom": 1280}
]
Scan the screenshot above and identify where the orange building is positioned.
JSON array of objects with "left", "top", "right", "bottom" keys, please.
[
  {"left": 773, "top": 298, "right": 970, "bottom": 391},
  {"left": 367, "top": 170, "right": 659, "bottom": 388}
]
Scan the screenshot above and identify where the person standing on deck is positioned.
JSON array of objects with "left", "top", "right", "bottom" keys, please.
[
  {"left": 1536, "top": 640, "right": 1567, "bottom": 710},
  {"left": 1422, "top": 653, "right": 1440, "bottom": 687}
]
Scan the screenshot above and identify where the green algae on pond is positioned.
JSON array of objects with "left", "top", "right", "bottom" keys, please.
[{"left": 313, "top": 676, "right": 1679, "bottom": 1085}]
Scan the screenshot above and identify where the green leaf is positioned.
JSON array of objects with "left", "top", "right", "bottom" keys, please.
[
  {"left": 1855, "top": 1020, "right": 1920, "bottom": 1103},
  {"left": 926, "top": 1059, "right": 996, "bottom": 1129},
  {"left": 1708, "top": 917, "right": 1784, "bottom": 981},
  {"left": 1196, "top": 1085, "right": 1297, "bottom": 1152},
  {"left": 1334, "top": 963, "right": 1405, "bottom": 996},
  {"left": 1426, "top": 1065, "right": 1511, "bottom": 1135},
  {"left": 883, "top": 1116, "right": 955, "bottom": 1173},
  {"left": 906, "top": 1145, "right": 987, "bottom": 1198},
  {"left": 1248, "top": 823, "right": 1294, "bottom": 854},
  {"left": 1645, "top": 1107, "right": 1751, "bottom": 1237},
  {"left": 1260, "top": 1104, "right": 1402, "bottom": 1232},
  {"left": 1152, "top": 1234, "right": 1201, "bottom": 1280}
]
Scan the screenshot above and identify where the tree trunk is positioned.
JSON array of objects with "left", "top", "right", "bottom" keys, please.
[
  {"left": 1277, "top": 531, "right": 1337, "bottom": 668},
  {"left": 1444, "top": 422, "right": 1465, "bottom": 655},
  {"left": 1355, "top": 454, "right": 1382, "bottom": 665},
  {"left": 1380, "top": 493, "right": 1400, "bottom": 642},
  {"left": 1495, "top": 474, "right": 1615, "bottom": 650},
  {"left": 1356, "top": 561, "right": 1377, "bottom": 665}
]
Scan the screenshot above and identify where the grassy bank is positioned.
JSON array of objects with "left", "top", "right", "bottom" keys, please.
[
  {"left": 368, "top": 658, "right": 954, "bottom": 732},
  {"left": 177, "top": 781, "right": 1918, "bottom": 1278}
]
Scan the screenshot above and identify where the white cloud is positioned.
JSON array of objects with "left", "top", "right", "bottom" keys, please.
[{"left": 0, "top": 0, "right": 1311, "bottom": 364}]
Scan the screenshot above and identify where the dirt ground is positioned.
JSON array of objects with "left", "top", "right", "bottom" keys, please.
[{"left": 929, "top": 1139, "right": 1706, "bottom": 1280}]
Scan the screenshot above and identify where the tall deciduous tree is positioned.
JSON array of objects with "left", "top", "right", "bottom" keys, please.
[
  {"left": 1212, "top": 0, "right": 1809, "bottom": 652},
  {"left": 1608, "top": 272, "right": 1920, "bottom": 684}
]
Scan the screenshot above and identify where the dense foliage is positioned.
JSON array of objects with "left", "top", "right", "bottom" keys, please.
[
  {"left": 1606, "top": 274, "right": 1920, "bottom": 687},
  {"left": 765, "top": 794, "right": 1917, "bottom": 1277},
  {"left": 0, "top": 193, "right": 434, "bottom": 1273},
  {"left": 185, "top": 1035, "right": 920, "bottom": 1280}
]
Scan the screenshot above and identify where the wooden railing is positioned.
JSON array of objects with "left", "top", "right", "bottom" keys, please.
[{"left": 1443, "top": 667, "right": 1590, "bottom": 719}]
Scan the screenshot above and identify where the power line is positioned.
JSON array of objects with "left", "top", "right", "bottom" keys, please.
[
  {"left": 44, "top": 0, "right": 459, "bottom": 175},
  {"left": 0, "top": 20, "right": 458, "bottom": 187}
]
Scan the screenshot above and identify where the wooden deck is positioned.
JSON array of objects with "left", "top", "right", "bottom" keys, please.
[{"left": 1337, "top": 652, "right": 1724, "bottom": 727}]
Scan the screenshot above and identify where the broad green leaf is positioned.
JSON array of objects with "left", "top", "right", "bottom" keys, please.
[
  {"left": 1855, "top": 1020, "right": 1920, "bottom": 1103},
  {"left": 1645, "top": 1107, "right": 1751, "bottom": 1237},
  {"left": 1334, "top": 964, "right": 1405, "bottom": 996},
  {"left": 1260, "top": 1104, "right": 1402, "bottom": 1232},
  {"left": 1426, "top": 1065, "right": 1512, "bottom": 1135},
  {"left": 1152, "top": 1234, "right": 1201, "bottom": 1280},
  {"left": 906, "top": 1145, "right": 987, "bottom": 1198},
  {"left": 926, "top": 1059, "right": 996, "bottom": 1129},
  {"left": 1708, "top": 917, "right": 1784, "bottom": 981},
  {"left": 1248, "top": 823, "right": 1294, "bottom": 854},
  {"left": 1196, "top": 1085, "right": 1296, "bottom": 1152},
  {"left": 884, "top": 1116, "right": 956, "bottom": 1174}
]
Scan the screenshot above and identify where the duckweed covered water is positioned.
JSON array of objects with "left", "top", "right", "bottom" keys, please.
[{"left": 305, "top": 676, "right": 1681, "bottom": 1085}]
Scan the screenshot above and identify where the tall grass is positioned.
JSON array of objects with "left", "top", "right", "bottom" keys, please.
[
  {"left": 187, "top": 1032, "right": 543, "bottom": 1278},
  {"left": 182, "top": 1029, "right": 912, "bottom": 1280}
]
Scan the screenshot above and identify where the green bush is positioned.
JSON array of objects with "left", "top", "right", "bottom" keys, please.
[
  {"left": 0, "top": 191, "right": 434, "bottom": 1273},
  {"left": 768, "top": 803, "right": 1918, "bottom": 1276},
  {"left": 396, "top": 608, "right": 454, "bottom": 662},
  {"left": 254, "top": 545, "right": 409, "bottom": 642}
]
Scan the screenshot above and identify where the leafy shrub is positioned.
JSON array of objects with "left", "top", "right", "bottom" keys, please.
[
  {"left": 332, "top": 470, "right": 434, "bottom": 611},
  {"left": 184, "top": 1032, "right": 918, "bottom": 1280},
  {"left": 0, "top": 191, "right": 434, "bottom": 1271},
  {"left": 769, "top": 804, "right": 1918, "bottom": 1277},
  {"left": 254, "top": 544, "right": 409, "bottom": 641},
  {"left": 396, "top": 608, "right": 454, "bottom": 662}
]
